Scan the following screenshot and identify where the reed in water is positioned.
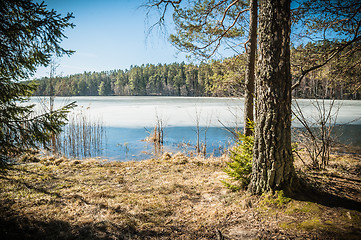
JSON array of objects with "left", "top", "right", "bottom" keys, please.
[{"left": 57, "top": 107, "right": 105, "bottom": 159}]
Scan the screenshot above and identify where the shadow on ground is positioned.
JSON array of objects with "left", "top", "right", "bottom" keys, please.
[
  {"left": 287, "top": 174, "right": 361, "bottom": 240},
  {"left": 295, "top": 172, "right": 361, "bottom": 212}
]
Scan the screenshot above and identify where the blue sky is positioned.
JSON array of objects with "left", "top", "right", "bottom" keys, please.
[
  {"left": 32, "top": 0, "right": 345, "bottom": 79},
  {"left": 34, "top": 0, "right": 189, "bottom": 78}
]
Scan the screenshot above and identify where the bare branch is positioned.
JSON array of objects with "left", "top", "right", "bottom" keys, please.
[
  {"left": 142, "top": 0, "right": 182, "bottom": 37},
  {"left": 292, "top": 36, "right": 361, "bottom": 90},
  {"left": 218, "top": 119, "right": 238, "bottom": 139}
]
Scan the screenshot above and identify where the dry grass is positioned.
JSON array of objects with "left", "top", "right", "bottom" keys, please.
[{"left": 1, "top": 152, "right": 361, "bottom": 239}]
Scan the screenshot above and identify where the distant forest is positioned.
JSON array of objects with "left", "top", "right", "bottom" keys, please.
[{"left": 32, "top": 43, "right": 361, "bottom": 99}]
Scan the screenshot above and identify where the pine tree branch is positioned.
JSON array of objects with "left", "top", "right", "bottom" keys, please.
[
  {"left": 197, "top": 7, "right": 249, "bottom": 58},
  {"left": 5, "top": 102, "right": 76, "bottom": 124}
]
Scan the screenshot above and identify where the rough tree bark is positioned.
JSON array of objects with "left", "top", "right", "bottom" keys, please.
[
  {"left": 244, "top": 0, "right": 257, "bottom": 137},
  {"left": 249, "top": 0, "right": 296, "bottom": 195}
]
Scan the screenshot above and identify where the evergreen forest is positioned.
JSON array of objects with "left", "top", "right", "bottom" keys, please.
[{"left": 31, "top": 43, "right": 361, "bottom": 99}]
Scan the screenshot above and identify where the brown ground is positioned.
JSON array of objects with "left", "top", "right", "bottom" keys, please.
[{"left": 0, "top": 151, "right": 360, "bottom": 240}]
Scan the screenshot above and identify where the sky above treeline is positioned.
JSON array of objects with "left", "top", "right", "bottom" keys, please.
[
  {"left": 32, "top": 0, "right": 311, "bottom": 79},
  {"left": 34, "top": 0, "right": 192, "bottom": 79}
]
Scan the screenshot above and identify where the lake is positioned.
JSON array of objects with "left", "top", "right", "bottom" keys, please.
[{"left": 31, "top": 96, "right": 361, "bottom": 161}]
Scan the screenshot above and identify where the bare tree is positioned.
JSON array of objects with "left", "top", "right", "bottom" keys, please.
[
  {"left": 36, "top": 58, "right": 60, "bottom": 155},
  {"left": 192, "top": 105, "right": 202, "bottom": 155},
  {"left": 292, "top": 99, "right": 341, "bottom": 169},
  {"left": 49, "top": 59, "right": 59, "bottom": 154},
  {"left": 189, "top": 105, "right": 213, "bottom": 156},
  {"left": 145, "top": 109, "right": 168, "bottom": 156}
]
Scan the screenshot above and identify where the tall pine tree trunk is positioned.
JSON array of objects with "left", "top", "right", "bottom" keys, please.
[
  {"left": 250, "top": 0, "right": 296, "bottom": 195},
  {"left": 244, "top": 0, "right": 257, "bottom": 136}
]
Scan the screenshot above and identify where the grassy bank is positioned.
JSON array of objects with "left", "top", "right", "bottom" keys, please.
[{"left": 1, "top": 152, "right": 360, "bottom": 239}]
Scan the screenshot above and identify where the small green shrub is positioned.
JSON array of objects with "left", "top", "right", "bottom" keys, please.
[
  {"left": 222, "top": 132, "right": 254, "bottom": 191},
  {"left": 261, "top": 190, "right": 291, "bottom": 207}
]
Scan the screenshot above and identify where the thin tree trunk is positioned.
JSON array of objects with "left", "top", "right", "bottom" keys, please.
[
  {"left": 250, "top": 0, "right": 296, "bottom": 195},
  {"left": 49, "top": 61, "right": 56, "bottom": 154},
  {"left": 244, "top": 0, "right": 258, "bottom": 136}
]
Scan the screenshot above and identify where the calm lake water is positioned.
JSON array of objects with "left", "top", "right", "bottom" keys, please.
[{"left": 31, "top": 96, "right": 361, "bottom": 161}]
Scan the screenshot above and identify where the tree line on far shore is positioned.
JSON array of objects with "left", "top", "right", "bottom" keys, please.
[{"left": 31, "top": 42, "right": 361, "bottom": 100}]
